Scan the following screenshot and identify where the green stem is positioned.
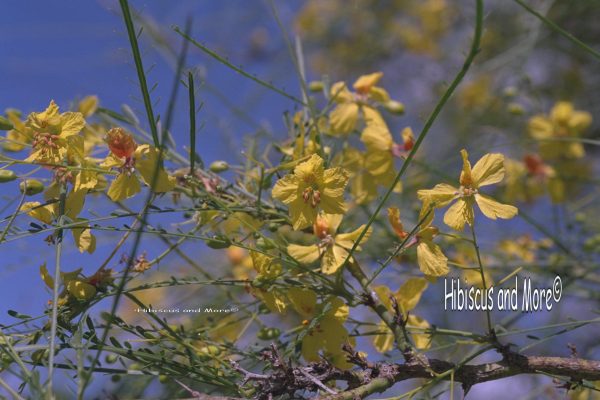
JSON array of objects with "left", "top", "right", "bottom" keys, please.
[
  {"left": 469, "top": 223, "right": 493, "bottom": 334},
  {"left": 119, "top": 0, "right": 160, "bottom": 148},
  {"left": 514, "top": 0, "right": 600, "bottom": 62},
  {"left": 46, "top": 181, "right": 66, "bottom": 398}
]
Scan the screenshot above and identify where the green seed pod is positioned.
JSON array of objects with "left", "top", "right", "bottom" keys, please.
[
  {"left": 0, "top": 116, "right": 13, "bottom": 131},
  {"left": 384, "top": 100, "right": 405, "bottom": 115},
  {"left": 158, "top": 375, "right": 169, "bottom": 384},
  {"left": 209, "top": 161, "right": 229, "bottom": 173},
  {"left": 0, "top": 170, "right": 17, "bottom": 183},
  {"left": 20, "top": 179, "right": 45, "bottom": 196},
  {"left": 267, "top": 222, "right": 279, "bottom": 232},
  {"left": 308, "top": 81, "right": 324, "bottom": 92}
]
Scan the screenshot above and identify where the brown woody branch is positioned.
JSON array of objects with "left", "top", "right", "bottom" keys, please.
[{"left": 318, "top": 354, "right": 600, "bottom": 400}]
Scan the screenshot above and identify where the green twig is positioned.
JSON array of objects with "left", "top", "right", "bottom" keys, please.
[
  {"left": 514, "top": 0, "right": 600, "bottom": 62},
  {"left": 119, "top": 0, "right": 161, "bottom": 148}
]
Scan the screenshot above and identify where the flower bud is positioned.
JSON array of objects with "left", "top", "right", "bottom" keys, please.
[
  {"left": 0, "top": 170, "right": 17, "bottom": 183},
  {"left": 507, "top": 103, "right": 524, "bottom": 115},
  {"left": 308, "top": 81, "right": 324, "bottom": 92},
  {"left": 20, "top": 179, "right": 44, "bottom": 196},
  {"left": 209, "top": 161, "right": 229, "bottom": 173},
  {"left": 384, "top": 100, "right": 405, "bottom": 115}
]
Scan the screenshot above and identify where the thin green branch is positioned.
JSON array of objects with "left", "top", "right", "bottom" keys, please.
[
  {"left": 514, "top": 0, "right": 600, "bottom": 62},
  {"left": 119, "top": 0, "right": 161, "bottom": 148},
  {"left": 173, "top": 26, "right": 307, "bottom": 106}
]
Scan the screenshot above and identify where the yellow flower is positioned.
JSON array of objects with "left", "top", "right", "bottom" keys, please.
[
  {"left": 288, "top": 288, "right": 352, "bottom": 369},
  {"left": 272, "top": 154, "right": 349, "bottom": 230},
  {"left": 417, "top": 149, "right": 518, "bottom": 231},
  {"left": 40, "top": 264, "right": 97, "bottom": 302},
  {"left": 287, "top": 213, "right": 371, "bottom": 275},
  {"left": 329, "top": 72, "right": 402, "bottom": 135},
  {"left": 25, "top": 101, "right": 86, "bottom": 165},
  {"left": 249, "top": 251, "right": 287, "bottom": 314},
  {"left": 360, "top": 120, "right": 397, "bottom": 184},
  {"left": 21, "top": 187, "right": 96, "bottom": 254},
  {"left": 388, "top": 206, "right": 448, "bottom": 277},
  {"left": 332, "top": 147, "right": 378, "bottom": 204},
  {"left": 373, "top": 279, "right": 431, "bottom": 352},
  {"left": 528, "top": 101, "right": 592, "bottom": 159},
  {"left": 102, "top": 127, "right": 175, "bottom": 201}
]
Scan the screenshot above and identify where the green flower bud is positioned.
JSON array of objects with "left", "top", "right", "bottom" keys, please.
[
  {"left": 503, "top": 86, "right": 517, "bottom": 97},
  {"left": 0, "top": 170, "right": 17, "bottom": 183},
  {"left": 507, "top": 103, "right": 524, "bottom": 115},
  {"left": 105, "top": 354, "right": 118, "bottom": 364},
  {"left": 384, "top": 100, "right": 405, "bottom": 115},
  {"left": 257, "top": 327, "right": 281, "bottom": 340},
  {"left": 209, "top": 161, "right": 229, "bottom": 173},
  {"left": 20, "top": 179, "right": 45, "bottom": 196},
  {"left": 308, "top": 81, "right": 324, "bottom": 92}
]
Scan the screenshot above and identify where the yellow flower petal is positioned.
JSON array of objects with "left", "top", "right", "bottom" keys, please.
[
  {"left": 324, "top": 297, "right": 349, "bottom": 322},
  {"left": 40, "top": 263, "right": 54, "bottom": 289},
  {"left": 395, "top": 277, "right": 429, "bottom": 313},
  {"left": 288, "top": 244, "right": 320, "bottom": 265},
  {"left": 335, "top": 225, "right": 371, "bottom": 251},
  {"left": 288, "top": 288, "right": 317, "bottom": 318},
  {"left": 416, "top": 240, "right": 449, "bottom": 277},
  {"left": 417, "top": 183, "right": 458, "bottom": 208},
  {"left": 78, "top": 96, "right": 99, "bottom": 118},
  {"left": 362, "top": 106, "right": 386, "bottom": 127},
  {"left": 329, "top": 82, "right": 353, "bottom": 103},
  {"left": 289, "top": 200, "right": 319, "bottom": 230},
  {"left": 568, "top": 111, "right": 592, "bottom": 132},
  {"left": 373, "top": 321, "right": 394, "bottom": 353},
  {"left": 135, "top": 145, "right": 176, "bottom": 193},
  {"left": 443, "top": 198, "right": 473, "bottom": 231},
  {"left": 528, "top": 115, "right": 554, "bottom": 139},
  {"left": 353, "top": 72, "right": 383, "bottom": 93},
  {"left": 64, "top": 188, "right": 86, "bottom": 220},
  {"left": 361, "top": 123, "right": 393, "bottom": 151},
  {"left": 22, "top": 202, "right": 54, "bottom": 224},
  {"left": 471, "top": 153, "right": 505, "bottom": 187},
  {"left": 364, "top": 148, "right": 394, "bottom": 177},
  {"left": 475, "top": 194, "right": 518, "bottom": 220},
  {"left": 107, "top": 173, "right": 141, "bottom": 201},
  {"left": 272, "top": 174, "right": 299, "bottom": 204},
  {"left": 368, "top": 86, "right": 390, "bottom": 103},
  {"left": 330, "top": 102, "right": 359, "bottom": 134},
  {"left": 59, "top": 112, "right": 86, "bottom": 137},
  {"left": 550, "top": 101, "right": 574, "bottom": 124},
  {"left": 66, "top": 280, "right": 97, "bottom": 301},
  {"left": 72, "top": 220, "right": 96, "bottom": 254},
  {"left": 321, "top": 244, "right": 349, "bottom": 274},
  {"left": 407, "top": 314, "right": 431, "bottom": 350},
  {"left": 387, "top": 207, "right": 407, "bottom": 238},
  {"left": 459, "top": 149, "right": 473, "bottom": 186}
]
